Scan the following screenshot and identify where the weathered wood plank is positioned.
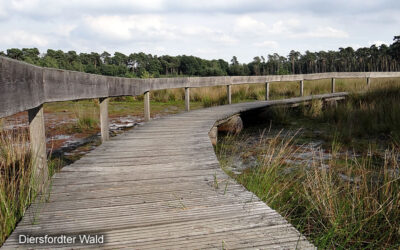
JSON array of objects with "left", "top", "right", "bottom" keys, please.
[{"left": 0, "top": 57, "right": 44, "bottom": 118}]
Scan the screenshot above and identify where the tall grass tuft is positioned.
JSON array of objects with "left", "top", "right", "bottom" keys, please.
[
  {"left": 319, "top": 84, "right": 400, "bottom": 141},
  {"left": 301, "top": 99, "right": 323, "bottom": 118},
  {"left": 218, "top": 132, "right": 400, "bottom": 249},
  {"left": 73, "top": 104, "right": 99, "bottom": 131},
  {"left": 0, "top": 128, "right": 38, "bottom": 246}
]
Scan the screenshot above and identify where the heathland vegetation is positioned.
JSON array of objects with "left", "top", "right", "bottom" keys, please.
[
  {"left": 216, "top": 79, "right": 400, "bottom": 249},
  {"left": 2, "top": 36, "right": 400, "bottom": 78},
  {"left": 0, "top": 128, "right": 36, "bottom": 244}
]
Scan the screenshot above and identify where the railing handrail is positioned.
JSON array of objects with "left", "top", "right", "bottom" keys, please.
[{"left": 1, "top": 55, "right": 400, "bottom": 118}]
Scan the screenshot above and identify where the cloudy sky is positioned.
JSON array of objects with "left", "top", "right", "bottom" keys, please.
[{"left": 0, "top": 0, "right": 399, "bottom": 62}]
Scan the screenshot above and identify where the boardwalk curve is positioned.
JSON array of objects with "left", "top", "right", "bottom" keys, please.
[{"left": 1, "top": 94, "right": 346, "bottom": 249}]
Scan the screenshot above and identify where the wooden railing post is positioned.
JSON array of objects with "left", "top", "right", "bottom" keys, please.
[
  {"left": 185, "top": 87, "right": 190, "bottom": 111},
  {"left": 99, "top": 98, "right": 109, "bottom": 142},
  {"left": 28, "top": 105, "right": 48, "bottom": 190},
  {"left": 144, "top": 91, "right": 150, "bottom": 122},
  {"left": 367, "top": 77, "right": 371, "bottom": 87},
  {"left": 227, "top": 85, "right": 232, "bottom": 104},
  {"left": 299, "top": 80, "right": 304, "bottom": 96},
  {"left": 265, "top": 82, "right": 270, "bottom": 100},
  {"left": 331, "top": 78, "right": 335, "bottom": 93}
]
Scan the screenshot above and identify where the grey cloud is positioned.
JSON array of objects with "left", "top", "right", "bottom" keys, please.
[
  {"left": 0, "top": 0, "right": 399, "bottom": 63},
  {"left": 4, "top": 0, "right": 399, "bottom": 20}
]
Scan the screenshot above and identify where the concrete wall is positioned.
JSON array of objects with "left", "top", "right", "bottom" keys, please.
[{"left": 1, "top": 55, "right": 400, "bottom": 118}]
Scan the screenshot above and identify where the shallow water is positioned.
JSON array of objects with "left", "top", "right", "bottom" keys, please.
[{"left": 220, "top": 128, "right": 369, "bottom": 183}]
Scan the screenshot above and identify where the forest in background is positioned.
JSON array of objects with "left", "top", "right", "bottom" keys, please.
[{"left": 1, "top": 36, "right": 400, "bottom": 78}]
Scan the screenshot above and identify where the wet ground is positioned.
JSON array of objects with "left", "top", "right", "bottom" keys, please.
[
  {"left": 219, "top": 126, "right": 399, "bottom": 183},
  {"left": 1, "top": 104, "right": 168, "bottom": 170},
  {"left": 222, "top": 128, "right": 336, "bottom": 175}
]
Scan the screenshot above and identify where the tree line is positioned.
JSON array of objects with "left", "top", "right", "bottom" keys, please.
[{"left": 2, "top": 36, "right": 399, "bottom": 78}]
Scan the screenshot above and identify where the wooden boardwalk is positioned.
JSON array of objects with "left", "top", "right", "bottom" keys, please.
[{"left": 1, "top": 94, "right": 347, "bottom": 249}]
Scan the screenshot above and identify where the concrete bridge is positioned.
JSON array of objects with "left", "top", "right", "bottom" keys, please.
[{"left": 1, "top": 56, "right": 400, "bottom": 249}]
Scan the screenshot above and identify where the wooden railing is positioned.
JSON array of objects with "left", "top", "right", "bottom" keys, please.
[{"left": 1, "top": 55, "right": 400, "bottom": 187}]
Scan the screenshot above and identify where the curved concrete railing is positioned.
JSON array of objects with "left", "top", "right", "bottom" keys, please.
[
  {"left": 2, "top": 55, "right": 400, "bottom": 118},
  {"left": 1, "top": 55, "right": 400, "bottom": 187}
]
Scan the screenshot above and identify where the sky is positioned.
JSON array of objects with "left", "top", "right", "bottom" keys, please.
[{"left": 0, "top": 0, "right": 399, "bottom": 63}]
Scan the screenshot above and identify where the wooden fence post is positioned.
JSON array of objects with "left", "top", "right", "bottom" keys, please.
[
  {"left": 300, "top": 80, "right": 304, "bottom": 96},
  {"left": 99, "top": 98, "right": 109, "bottom": 142},
  {"left": 28, "top": 105, "right": 48, "bottom": 191},
  {"left": 367, "top": 77, "right": 371, "bottom": 87},
  {"left": 144, "top": 91, "right": 150, "bottom": 122},
  {"left": 265, "top": 82, "right": 270, "bottom": 100},
  {"left": 331, "top": 78, "right": 335, "bottom": 93},
  {"left": 185, "top": 87, "right": 190, "bottom": 111},
  {"left": 227, "top": 85, "right": 232, "bottom": 104}
]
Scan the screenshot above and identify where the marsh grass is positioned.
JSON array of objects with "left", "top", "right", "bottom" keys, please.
[
  {"left": 151, "top": 88, "right": 185, "bottom": 102},
  {"left": 301, "top": 99, "right": 323, "bottom": 118},
  {"left": 268, "top": 80, "right": 400, "bottom": 146},
  {"left": 0, "top": 127, "right": 38, "bottom": 246},
  {"left": 217, "top": 131, "right": 400, "bottom": 249},
  {"left": 72, "top": 103, "right": 99, "bottom": 132},
  {"left": 321, "top": 85, "right": 400, "bottom": 141},
  {"left": 216, "top": 82, "right": 400, "bottom": 248},
  {"left": 144, "top": 78, "right": 400, "bottom": 109}
]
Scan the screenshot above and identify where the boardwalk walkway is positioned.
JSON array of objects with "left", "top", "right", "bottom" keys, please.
[{"left": 1, "top": 94, "right": 347, "bottom": 249}]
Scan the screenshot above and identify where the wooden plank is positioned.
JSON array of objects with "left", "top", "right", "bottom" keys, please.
[{"left": 27, "top": 188, "right": 253, "bottom": 212}]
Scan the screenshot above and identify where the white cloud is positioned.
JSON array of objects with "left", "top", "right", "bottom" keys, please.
[
  {"left": 181, "top": 25, "right": 214, "bottom": 36},
  {"left": 181, "top": 25, "right": 237, "bottom": 45},
  {"left": 294, "top": 26, "right": 349, "bottom": 38},
  {"left": 211, "top": 34, "right": 237, "bottom": 45},
  {"left": 55, "top": 24, "right": 77, "bottom": 37},
  {"left": 0, "top": 1, "right": 8, "bottom": 19},
  {"left": 84, "top": 15, "right": 177, "bottom": 42},
  {"left": 235, "top": 16, "right": 266, "bottom": 32},
  {"left": 0, "top": 30, "right": 49, "bottom": 47},
  {"left": 154, "top": 46, "right": 166, "bottom": 52},
  {"left": 10, "top": 0, "right": 41, "bottom": 11},
  {"left": 234, "top": 17, "right": 303, "bottom": 37},
  {"left": 85, "top": 15, "right": 133, "bottom": 40},
  {"left": 254, "top": 41, "right": 279, "bottom": 48},
  {"left": 269, "top": 19, "right": 301, "bottom": 34},
  {"left": 194, "top": 48, "right": 219, "bottom": 55},
  {"left": 313, "top": 26, "right": 349, "bottom": 38}
]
